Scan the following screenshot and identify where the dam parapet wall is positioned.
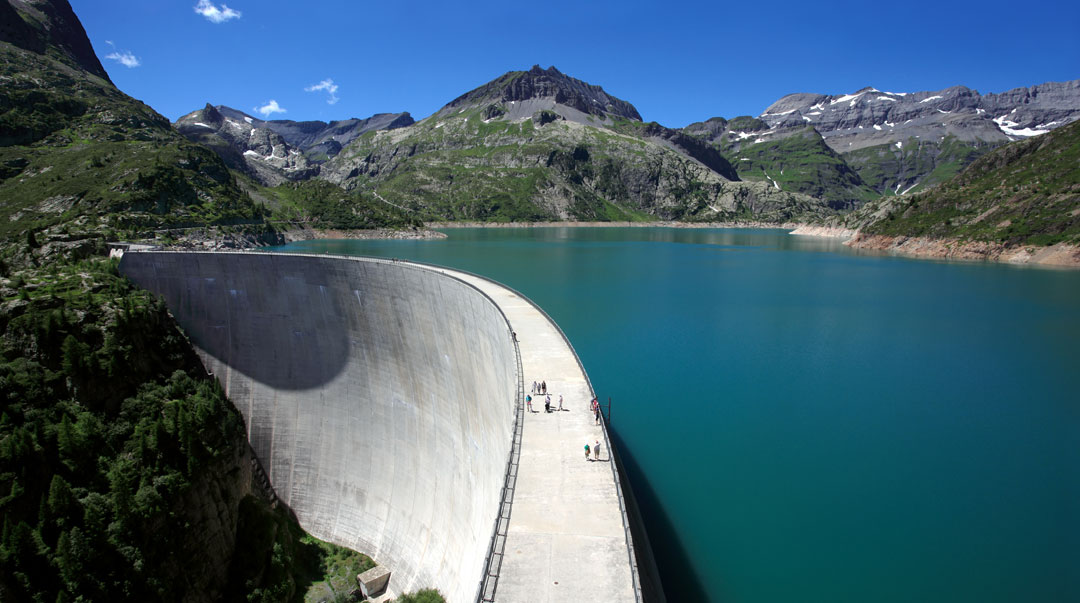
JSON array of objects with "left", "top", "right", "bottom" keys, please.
[{"left": 120, "top": 252, "right": 517, "bottom": 602}]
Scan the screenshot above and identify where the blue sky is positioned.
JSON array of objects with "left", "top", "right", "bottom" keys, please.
[{"left": 71, "top": 0, "right": 1079, "bottom": 128}]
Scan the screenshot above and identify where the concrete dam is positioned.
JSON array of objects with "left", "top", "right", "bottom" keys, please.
[{"left": 119, "top": 251, "right": 649, "bottom": 602}]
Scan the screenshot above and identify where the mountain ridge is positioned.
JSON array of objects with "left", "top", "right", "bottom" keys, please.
[
  {"left": 683, "top": 79, "right": 1080, "bottom": 205},
  {"left": 313, "top": 66, "right": 828, "bottom": 223}
]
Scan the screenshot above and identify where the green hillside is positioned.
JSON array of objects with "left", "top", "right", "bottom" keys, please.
[
  {"left": 842, "top": 135, "right": 993, "bottom": 197},
  {"left": 853, "top": 119, "right": 1080, "bottom": 246},
  {"left": 725, "top": 127, "right": 878, "bottom": 208},
  {"left": 682, "top": 119, "right": 879, "bottom": 209},
  {"left": 324, "top": 103, "right": 835, "bottom": 224},
  {"left": 0, "top": 41, "right": 277, "bottom": 252}
]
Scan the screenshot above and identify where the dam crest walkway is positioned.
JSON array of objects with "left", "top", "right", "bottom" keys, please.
[{"left": 427, "top": 264, "right": 640, "bottom": 603}]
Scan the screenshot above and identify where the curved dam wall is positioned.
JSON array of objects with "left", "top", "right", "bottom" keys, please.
[{"left": 119, "top": 252, "right": 517, "bottom": 602}]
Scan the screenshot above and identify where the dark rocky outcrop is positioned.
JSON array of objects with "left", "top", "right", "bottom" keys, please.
[
  {"left": 175, "top": 105, "right": 414, "bottom": 185},
  {"left": 1, "top": 0, "right": 110, "bottom": 81},
  {"left": 639, "top": 121, "right": 738, "bottom": 180},
  {"left": 443, "top": 65, "right": 642, "bottom": 121},
  {"left": 211, "top": 106, "right": 414, "bottom": 154}
]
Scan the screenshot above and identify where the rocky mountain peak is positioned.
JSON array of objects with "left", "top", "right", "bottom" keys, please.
[
  {"left": 755, "top": 79, "right": 1080, "bottom": 153},
  {"left": 442, "top": 65, "right": 642, "bottom": 121},
  {"left": 1, "top": 0, "right": 110, "bottom": 81},
  {"left": 198, "top": 103, "right": 225, "bottom": 125}
]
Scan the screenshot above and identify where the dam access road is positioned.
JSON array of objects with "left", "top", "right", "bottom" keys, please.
[{"left": 119, "top": 251, "right": 640, "bottom": 603}]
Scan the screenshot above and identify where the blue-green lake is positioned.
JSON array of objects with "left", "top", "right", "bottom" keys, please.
[{"left": 273, "top": 227, "right": 1079, "bottom": 602}]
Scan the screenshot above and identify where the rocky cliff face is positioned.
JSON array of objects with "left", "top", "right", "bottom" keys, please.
[
  {"left": 756, "top": 80, "right": 1080, "bottom": 151},
  {"left": 157, "top": 439, "right": 254, "bottom": 603},
  {"left": 177, "top": 104, "right": 319, "bottom": 186},
  {"left": 175, "top": 105, "right": 414, "bottom": 186},
  {"left": 0, "top": 0, "right": 110, "bottom": 81},
  {"left": 212, "top": 106, "right": 414, "bottom": 158},
  {"left": 441, "top": 64, "right": 642, "bottom": 122}
]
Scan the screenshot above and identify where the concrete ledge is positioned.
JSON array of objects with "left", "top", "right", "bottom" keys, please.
[{"left": 358, "top": 565, "right": 391, "bottom": 598}]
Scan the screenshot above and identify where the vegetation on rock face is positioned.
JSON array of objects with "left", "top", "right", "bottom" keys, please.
[
  {"left": 719, "top": 127, "right": 879, "bottom": 209},
  {"left": 0, "top": 257, "right": 242, "bottom": 600},
  {"left": 227, "top": 493, "right": 376, "bottom": 603},
  {"left": 0, "top": 43, "right": 277, "bottom": 248},
  {"left": 842, "top": 135, "right": 993, "bottom": 197},
  {"left": 241, "top": 178, "right": 423, "bottom": 231},
  {"left": 393, "top": 589, "right": 446, "bottom": 603},
  {"left": 848, "top": 119, "right": 1080, "bottom": 246}
]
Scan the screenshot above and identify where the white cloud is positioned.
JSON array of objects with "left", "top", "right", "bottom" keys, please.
[
  {"left": 255, "top": 100, "right": 286, "bottom": 117},
  {"left": 305, "top": 78, "right": 340, "bottom": 105},
  {"left": 105, "top": 51, "right": 141, "bottom": 68},
  {"left": 194, "top": 0, "right": 241, "bottom": 24},
  {"left": 103, "top": 40, "right": 140, "bottom": 68}
]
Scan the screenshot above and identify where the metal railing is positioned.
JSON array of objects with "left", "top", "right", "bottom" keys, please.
[{"left": 477, "top": 332, "right": 524, "bottom": 602}]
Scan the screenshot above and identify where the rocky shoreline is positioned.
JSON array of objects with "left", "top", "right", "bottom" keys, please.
[
  {"left": 281, "top": 226, "right": 446, "bottom": 242},
  {"left": 787, "top": 225, "right": 856, "bottom": 239},
  {"left": 426, "top": 220, "right": 799, "bottom": 230},
  {"left": 159, "top": 221, "right": 1078, "bottom": 268},
  {"left": 844, "top": 233, "right": 1080, "bottom": 267}
]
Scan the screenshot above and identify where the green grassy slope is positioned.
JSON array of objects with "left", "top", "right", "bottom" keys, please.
[
  {"left": 853, "top": 119, "right": 1080, "bottom": 246},
  {"left": 841, "top": 135, "right": 993, "bottom": 197},
  {"left": 682, "top": 119, "right": 879, "bottom": 209},
  {"left": 724, "top": 128, "right": 878, "bottom": 208},
  {"left": 0, "top": 41, "right": 274, "bottom": 249}
]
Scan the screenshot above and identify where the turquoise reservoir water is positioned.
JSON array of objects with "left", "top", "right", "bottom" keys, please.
[{"left": 273, "top": 228, "right": 1079, "bottom": 603}]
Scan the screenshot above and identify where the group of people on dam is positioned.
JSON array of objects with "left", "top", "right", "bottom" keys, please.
[
  {"left": 525, "top": 380, "right": 608, "bottom": 463},
  {"left": 526, "top": 380, "right": 565, "bottom": 413}
]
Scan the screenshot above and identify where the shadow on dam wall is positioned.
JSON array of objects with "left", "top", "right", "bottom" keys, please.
[
  {"left": 119, "top": 252, "right": 518, "bottom": 603},
  {"left": 609, "top": 428, "right": 713, "bottom": 603},
  {"left": 124, "top": 252, "right": 351, "bottom": 390}
]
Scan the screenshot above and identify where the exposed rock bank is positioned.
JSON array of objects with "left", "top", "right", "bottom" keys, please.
[
  {"left": 427, "top": 220, "right": 799, "bottom": 230},
  {"left": 282, "top": 226, "right": 446, "bottom": 241},
  {"left": 787, "top": 225, "right": 856, "bottom": 238},
  {"left": 846, "top": 233, "right": 1080, "bottom": 267}
]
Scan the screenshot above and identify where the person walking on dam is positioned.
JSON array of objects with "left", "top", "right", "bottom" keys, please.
[
  {"left": 531, "top": 381, "right": 537, "bottom": 395},
  {"left": 584, "top": 442, "right": 590, "bottom": 461},
  {"left": 558, "top": 394, "right": 564, "bottom": 411},
  {"left": 594, "top": 439, "right": 601, "bottom": 460},
  {"left": 526, "top": 394, "right": 533, "bottom": 413},
  {"left": 545, "top": 394, "right": 551, "bottom": 413}
]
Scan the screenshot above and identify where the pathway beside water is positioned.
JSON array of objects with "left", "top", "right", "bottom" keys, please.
[{"left": 431, "top": 267, "right": 638, "bottom": 603}]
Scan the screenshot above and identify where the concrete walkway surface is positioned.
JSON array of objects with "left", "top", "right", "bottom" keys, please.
[{"left": 429, "top": 267, "right": 639, "bottom": 603}]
